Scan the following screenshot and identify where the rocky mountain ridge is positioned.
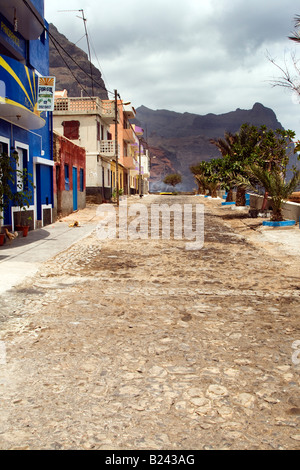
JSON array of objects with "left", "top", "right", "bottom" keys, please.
[
  {"left": 48, "top": 24, "right": 296, "bottom": 192},
  {"left": 134, "top": 104, "right": 294, "bottom": 191}
]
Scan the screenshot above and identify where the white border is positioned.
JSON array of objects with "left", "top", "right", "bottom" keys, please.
[{"left": 33, "top": 156, "right": 54, "bottom": 166}]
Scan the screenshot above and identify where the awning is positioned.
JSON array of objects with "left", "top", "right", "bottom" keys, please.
[
  {"left": 0, "top": 96, "right": 45, "bottom": 130},
  {"left": 0, "top": 54, "right": 46, "bottom": 130},
  {"left": 1, "top": 0, "right": 44, "bottom": 40}
]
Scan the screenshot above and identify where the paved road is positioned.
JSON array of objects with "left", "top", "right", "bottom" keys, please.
[{"left": 0, "top": 195, "right": 299, "bottom": 450}]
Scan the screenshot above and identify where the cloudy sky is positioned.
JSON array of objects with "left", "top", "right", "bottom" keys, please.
[{"left": 45, "top": 0, "right": 300, "bottom": 138}]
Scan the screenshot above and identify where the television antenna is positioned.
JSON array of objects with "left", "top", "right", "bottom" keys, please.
[{"left": 58, "top": 9, "right": 95, "bottom": 96}]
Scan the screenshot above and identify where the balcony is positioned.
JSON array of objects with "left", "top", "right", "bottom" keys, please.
[
  {"left": 123, "top": 103, "right": 136, "bottom": 119},
  {"left": 100, "top": 140, "right": 120, "bottom": 158},
  {"left": 123, "top": 127, "right": 135, "bottom": 143},
  {"left": 101, "top": 100, "right": 116, "bottom": 123},
  {"left": 54, "top": 97, "right": 116, "bottom": 124},
  {"left": 123, "top": 156, "right": 138, "bottom": 170}
]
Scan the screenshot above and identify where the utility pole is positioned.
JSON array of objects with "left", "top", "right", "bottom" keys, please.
[
  {"left": 114, "top": 89, "right": 119, "bottom": 206},
  {"left": 139, "top": 138, "right": 142, "bottom": 198}
]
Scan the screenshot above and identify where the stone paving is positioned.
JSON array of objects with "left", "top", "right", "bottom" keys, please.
[{"left": 0, "top": 195, "right": 299, "bottom": 450}]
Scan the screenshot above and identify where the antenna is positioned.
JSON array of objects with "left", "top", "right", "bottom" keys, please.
[{"left": 58, "top": 9, "right": 95, "bottom": 96}]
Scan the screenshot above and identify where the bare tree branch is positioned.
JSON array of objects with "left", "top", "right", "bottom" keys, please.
[{"left": 266, "top": 50, "right": 300, "bottom": 95}]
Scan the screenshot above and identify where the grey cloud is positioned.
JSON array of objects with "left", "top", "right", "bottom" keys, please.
[
  {"left": 46, "top": 0, "right": 300, "bottom": 136},
  {"left": 213, "top": 0, "right": 297, "bottom": 58}
]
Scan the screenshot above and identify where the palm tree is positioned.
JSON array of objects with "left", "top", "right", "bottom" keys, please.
[
  {"left": 247, "top": 164, "right": 300, "bottom": 221},
  {"left": 190, "top": 162, "right": 210, "bottom": 195},
  {"left": 210, "top": 124, "right": 260, "bottom": 205},
  {"left": 289, "top": 15, "right": 300, "bottom": 43}
]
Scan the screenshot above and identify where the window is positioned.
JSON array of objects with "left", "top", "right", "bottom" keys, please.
[
  {"left": 63, "top": 121, "right": 80, "bottom": 140},
  {"left": 0, "top": 140, "right": 8, "bottom": 155},
  {"left": 80, "top": 169, "right": 84, "bottom": 192},
  {"left": 65, "top": 164, "right": 70, "bottom": 190}
]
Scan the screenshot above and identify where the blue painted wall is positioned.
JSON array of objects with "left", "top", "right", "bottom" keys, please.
[
  {"left": 30, "top": 0, "right": 44, "bottom": 18},
  {"left": 29, "top": 20, "right": 49, "bottom": 76},
  {"left": 0, "top": 1, "right": 53, "bottom": 228}
]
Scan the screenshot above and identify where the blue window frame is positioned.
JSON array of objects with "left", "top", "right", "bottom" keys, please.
[
  {"left": 80, "top": 168, "right": 84, "bottom": 192},
  {"left": 65, "top": 164, "right": 70, "bottom": 191}
]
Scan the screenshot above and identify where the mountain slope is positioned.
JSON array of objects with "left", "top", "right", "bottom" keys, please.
[
  {"left": 49, "top": 23, "right": 108, "bottom": 99},
  {"left": 135, "top": 103, "right": 290, "bottom": 191}
]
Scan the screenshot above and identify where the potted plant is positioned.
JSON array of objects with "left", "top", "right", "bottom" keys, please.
[
  {"left": 1, "top": 151, "right": 15, "bottom": 243},
  {"left": 247, "top": 163, "right": 300, "bottom": 225},
  {"left": 0, "top": 230, "right": 5, "bottom": 246},
  {"left": 0, "top": 151, "right": 33, "bottom": 239},
  {"left": 111, "top": 187, "right": 124, "bottom": 203}
]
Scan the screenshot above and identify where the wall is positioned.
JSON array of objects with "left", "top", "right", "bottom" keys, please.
[
  {"left": 53, "top": 132, "right": 86, "bottom": 219},
  {"left": 0, "top": 2, "right": 53, "bottom": 230},
  {"left": 53, "top": 113, "right": 111, "bottom": 197},
  {"left": 250, "top": 194, "right": 300, "bottom": 221}
]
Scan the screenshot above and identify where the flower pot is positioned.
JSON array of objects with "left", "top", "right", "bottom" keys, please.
[
  {"left": 22, "top": 226, "right": 30, "bottom": 237},
  {"left": 0, "top": 233, "right": 5, "bottom": 246},
  {"left": 15, "top": 225, "right": 30, "bottom": 236}
]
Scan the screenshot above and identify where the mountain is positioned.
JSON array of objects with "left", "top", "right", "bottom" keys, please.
[
  {"left": 135, "top": 103, "right": 288, "bottom": 191},
  {"left": 48, "top": 25, "right": 297, "bottom": 191},
  {"left": 49, "top": 24, "right": 108, "bottom": 100}
]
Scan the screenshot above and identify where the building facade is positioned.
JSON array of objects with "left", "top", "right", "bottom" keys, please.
[
  {"left": 106, "top": 100, "right": 140, "bottom": 195},
  {"left": 0, "top": 0, "right": 54, "bottom": 230},
  {"left": 54, "top": 94, "right": 150, "bottom": 201},
  {"left": 53, "top": 93, "right": 115, "bottom": 203}
]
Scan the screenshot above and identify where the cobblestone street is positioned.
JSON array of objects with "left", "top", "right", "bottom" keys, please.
[{"left": 0, "top": 195, "right": 299, "bottom": 450}]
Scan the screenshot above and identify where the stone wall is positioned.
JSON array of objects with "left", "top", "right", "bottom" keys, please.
[{"left": 250, "top": 194, "right": 300, "bottom": 222}]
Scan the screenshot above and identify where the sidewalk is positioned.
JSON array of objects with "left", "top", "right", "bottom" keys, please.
[
  {"left": 197, "top": 195, "right": 300, "bottom": 258},
  {"left": 1, "top": 197, "right": 299, "bottom": 296},
  {"left": 0, "top": 218, "right": 98, "bottom": 295}
]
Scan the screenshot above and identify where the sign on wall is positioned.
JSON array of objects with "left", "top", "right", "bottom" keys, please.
[{"left": 37, "top": 76, "right": 56, "bottom": 111}]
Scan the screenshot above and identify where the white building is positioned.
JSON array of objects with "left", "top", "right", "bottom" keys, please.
[{"left": 53, "top": 92, "right": 116, "bottom": 201}]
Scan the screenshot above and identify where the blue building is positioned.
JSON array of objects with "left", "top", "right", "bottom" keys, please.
[{"left": 0, "top": 0, "right": 54, "bottom": 230}]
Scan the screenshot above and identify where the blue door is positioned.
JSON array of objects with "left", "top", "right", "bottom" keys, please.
[{"left": 72, "top": 167, "right": 78, "bottom": 211}]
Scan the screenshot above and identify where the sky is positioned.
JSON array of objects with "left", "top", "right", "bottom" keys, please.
[{"left": 45, "top": 0, "right": 300, "bottom": 139}]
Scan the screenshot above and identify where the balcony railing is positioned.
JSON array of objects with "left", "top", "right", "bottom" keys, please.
[
  {"left": 54, "top": 97, "right": 115, "bottom": 122},
  {"left": 101, "top": 100, "right": 115, "bottom": 120},
  {"left": 100, "top": 140, "right": 120, "bottom": 157}
]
